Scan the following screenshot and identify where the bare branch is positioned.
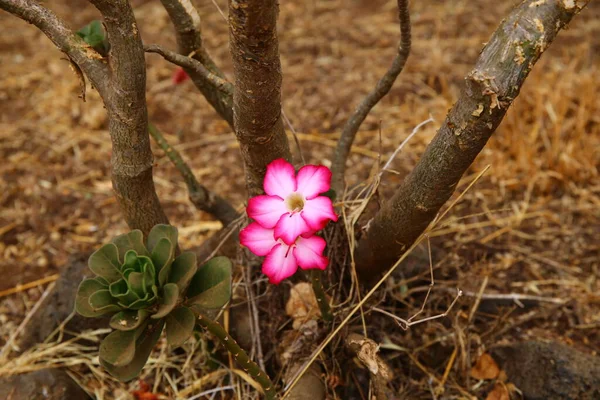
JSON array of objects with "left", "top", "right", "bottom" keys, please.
[
  {"left": 159, "top": 0, "right": 234, "bottom": 126},
  {"left": 0, "top": 0, "right": 108, "bottom": 94},
  {"left": 229, "top": 0, "right": 292, "bottom": 195},
  {"left": 148, "top": 124, "right": 239, "bottom": 226},
  {"left": 145, "top": 44, "right": 233, "bottom": 97},
  {"left": 355, "top": 0, "right": 585, "bottom": 279},
  {"left": 87, "top": 0, "right": 170, "bottom": 236},
  {"left": 331, "top": 0, "right": 411, "bottom": 194}
]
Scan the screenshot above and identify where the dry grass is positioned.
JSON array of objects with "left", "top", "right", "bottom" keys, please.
[{"left": 0, "top": 0, "right": 599, "bottom": 398}]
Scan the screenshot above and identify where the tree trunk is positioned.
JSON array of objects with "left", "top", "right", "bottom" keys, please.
[
  {"left": 355, "top": 0, "right": 584, "bottom": 280},
  {"left": 229, "top": 0, "right": 292, "bottom": 196}
]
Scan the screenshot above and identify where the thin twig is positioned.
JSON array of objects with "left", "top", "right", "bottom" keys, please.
[
  {"left": 281, "top": 109, "right": 306, "bottom": 165},
  {"left": 310, "top": 269, "right": 333, "bottom": 323},
  {"left": 148, "top": 123, "right": 239, "bottom": 225},
  {"left": 331, "top": 0, "right": 411, "bottom": 193},
  {"left": 0, "top": 273, "right": 58, "bottom": 298},
  {"left": 379, "top": 117, "right": 433, "bottom": 177},
  {"left": 145, "top": 44, "right": 233, "bottom": 97}
]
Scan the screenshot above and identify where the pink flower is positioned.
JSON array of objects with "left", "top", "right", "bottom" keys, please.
[
  {"left": 172, "top": 67, "right": 189, "bottom": 84},
  {"left": 247, "top": 159, "right": 337, "bottom": 245},
  {"left": 240, "top": 222, "right": 328, "bottom": 284}
]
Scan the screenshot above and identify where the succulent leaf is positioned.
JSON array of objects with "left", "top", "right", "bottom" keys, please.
[
  {"left": 185, "top": 256, "right": 232, "bottom": 310},
  {"left": 88, "top": 243, "right": 122, "bottom": 282},
  {"left": 168, "top": 252, "right": 197, "bottom": 292},
  {"left": 88, "top": 289, "right": 121, "bottom": 314},
  {"left": 111, "top": 230, "right": 148, "bottom": 260},
  {"left": 109, "top": 279, "right": 140, "bottom": 306},
  {"left": 100, "top": 320, "right": 164, "bottom": 382},
  {"left": 75, "top": 279, "right": 113, "bottom": 317},
  {"left": 99, "top": 328, "right": 139, "bottom": 367},
  {"left": 152, "top": 238, "right": 175, "bottom": 286},
  {"left": 165, "top": 307, "right": 195, "bottom": 347},
  {"left": 146, "top": 224, "right": 178, "bottom": 255},
  {"left": 110, "top": 309, "right": 150, "bottom": 331},
  {"left": 152, "top": 283, "right": 179, "bottom": 319}
]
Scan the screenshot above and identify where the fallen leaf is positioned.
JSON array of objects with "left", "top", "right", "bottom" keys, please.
[
  {"left": 285, "top": 282, "right": 321, "bottom": 329},
  {"left": 486, "top": 382, "right": 510, "bottom": 400},
  {"left": 470, "top": 353, "right": 500, "bottom": 380}
]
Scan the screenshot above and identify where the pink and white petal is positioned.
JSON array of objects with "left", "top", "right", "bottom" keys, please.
[
  {"left": 274, "top": 212, "right": 311, "bottom": 245},
  {"left": 294, "top": 235, "right": 328, "bottom": 270},
  {"left": 301, "top": 196, "right": 338, "bottom": 230},
  {"left": 262, "top": 243, "right": 298, "bottom": 284},
  {"left": 239, "top": 223, "right": 277, "bottom": 256},
  {"left": 247, "top": 195, "right": 288, "bottom": 228},
  {"left": 296, "top": 165, "right": 332, "bottom": 199},
  {"left": 263, "top": 159, "right": 297, "bottom": 198}
]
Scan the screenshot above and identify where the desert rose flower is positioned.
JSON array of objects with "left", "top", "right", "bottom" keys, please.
[
  {"left": 172, "top": 67, "right": 189, "bottom": 84},
  {"left": 240, "top": 222, "right": 328, "bottom": 284},
  {"left": 247, "top": 159, "right": 337, "bottom": 245}
]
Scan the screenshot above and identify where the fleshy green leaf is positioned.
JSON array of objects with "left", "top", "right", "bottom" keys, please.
[
  {"left": 89, "top": 243, "right": 122, "bottom": 282},
  {"left": 100, "top": 320, "right": 164, "bottom": 382},
  {"left": 76, "top": 20, "right": 104, "bottom": 47},
  {"left": 109, "top": 279, "right": 140, "bottom": 306},
  {"left": 146, "top": 224, "right": 178, "bottom": 254},
  {"left": 123, "top": 250, "right": 141, "bottom": 273},
  {"left": 110, "top": 309, "right": 150, "bottom": 331},
  {"left": 151, "top": 283, "right": 179, "bottom": 319},
  {"left": 185, "top": 256, "right": 232, "bottom": 310},
  {"left": 152, "top": 238, "right": 174, "bottom": 286},
  {"left": 88, "top": 289, "right": 121, "bottom": 314},
  {"left": 165, "top": 307, "right": 195, "bottom": 347},
  {"left": 127, "top": 272, "right": 147, "bottom": 298},
  {"left": 125, "top": 293, "right": 155, "bottom": 310},
  {"left": 100, "top": 329, "right": 137, "bottom": 367},
  {"left": 75, "top": 279, "right": 113, "bottom": 317},
  {"left": 168, "top": 252, "right": 197, "bottom": 292},
  {"left": 111, "top": 230, "right": 148, "bottom": 260}
]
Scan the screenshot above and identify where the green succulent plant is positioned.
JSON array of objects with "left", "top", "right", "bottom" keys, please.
[
  {"left": 75, "top": 224, "right": 232, "bottom": 381},
  {"left": 76, "top": 20, "right": 110, "bottom": 57}
]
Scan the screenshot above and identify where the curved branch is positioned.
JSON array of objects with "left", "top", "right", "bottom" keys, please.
[
  {"left": 229, "top": 0, "right": 292, "bottom": 196},
  {"left": 0, "top": 0, "right": 109, "bottom": 94},
  {"left": 159, "top": 0, "right": 234, "bottom": 126},
  {"left": 330, "top": 0, "right": 411, "bottom": 194},
  {"left": 355, "top": 0, "right": 585, "bottom": 280},
  {"left": 148, "top": 124, "right": 239, "bottom": 226},
  {"left": 145, "top": 44, "right": 233, "bottom": 97}
]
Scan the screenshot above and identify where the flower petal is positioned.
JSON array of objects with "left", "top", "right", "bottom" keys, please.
[
  {"left": 294, "top": 236, "right": 328, "bottom": 271},
  {"left": 262, "top": 243, "right": 298, "bottom": 284},
  {"left": 296, "top": 165, "right": 331, "bottom": 199},
  {"left": 301, "top": 196, "right": 338, "bottom": 231},
  {"left": 274, "top": 212, "right": 311, "bottom": 245},
  {"left": 239, "top": 223, "right": 277, "bottom": 256},
  {"left": 264, "top": 158, "right": 296, "bottom": 198},
  {"left": 247, "top": 195, "right": 288, "bottom": 228}
]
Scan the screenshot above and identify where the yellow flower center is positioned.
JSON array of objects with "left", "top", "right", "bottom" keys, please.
[{"left": 285, "top": 192, "right": 305, "bottom": 212}]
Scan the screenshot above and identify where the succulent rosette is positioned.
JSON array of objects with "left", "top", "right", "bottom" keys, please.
[
  {"left": 241, "top": 159, "right": 337, "bottom": 284},
  {"left": 75, "top": 224, "right": 232, "bottom": 381}
]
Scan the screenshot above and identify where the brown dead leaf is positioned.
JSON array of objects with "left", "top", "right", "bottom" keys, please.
[
  {"left": 486, "top": 382, "right": 510, "bottom": 400},
  {"left": 470, "top": 353, "right": 500, "bottom": 380},
  {"left": 285, "top": 282, "right": 321, "bottom": 329}
]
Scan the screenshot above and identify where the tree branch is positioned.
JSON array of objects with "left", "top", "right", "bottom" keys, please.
[
  {"left": 355, "top": 0, "right": 585, "bottom": 280},
  {"left": 148, "top": 123, "right": 239, "bottom": 226},
  {"left": 0, "top": 0, "right": 109, "bottom": 94},
  {"left": 229, "top": 0, "right": 292, "bottom": 196},
  {"left": 159, "top": 0, "right": 234, "bottom": 126},
  {"left": 330, "top": 0, "right": 411, "bottom": 194},
  {"left": 145, "top": 44, "right": 233, "bottom": 97},
  {"left": 87, "top": 0, "right": 170, "bottom": 236}
]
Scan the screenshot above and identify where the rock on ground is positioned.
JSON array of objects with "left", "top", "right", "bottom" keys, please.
[
  {"left": 491, "top": 340, "right": 600, "bottom": 400},
  {"left": 0, "top": 369, "right": 90, "bottom": 400}
]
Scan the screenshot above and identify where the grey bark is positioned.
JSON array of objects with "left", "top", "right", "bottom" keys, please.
[{"left": 355, "top": 0, "right": 585, "bottom": 279}]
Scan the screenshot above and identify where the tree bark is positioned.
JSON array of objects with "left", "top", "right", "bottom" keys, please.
[
  {"left": 160, "top": 0, "right": 234, "bottom": 126},
  {"left": 355, "top": 0, "right": 584, "bottom": 280},
  {"left": 88, "top": 0, "right": 170, "bottom": 237},
  {"left": 229, "top": 0, "right": 291, "bottom": 196}
]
